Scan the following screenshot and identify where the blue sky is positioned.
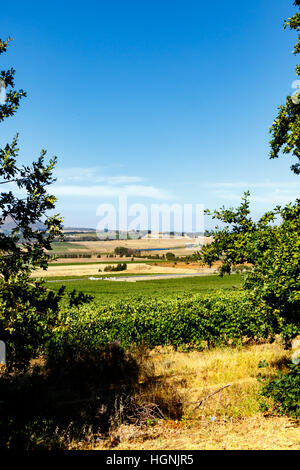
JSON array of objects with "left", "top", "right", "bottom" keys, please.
[{"left": 1, "top": 0, "right": 299, "bottom": 229}]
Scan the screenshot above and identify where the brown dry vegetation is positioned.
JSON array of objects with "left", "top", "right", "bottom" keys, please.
[
  {"left": 51, "top": 237, "right": 211, "bottom": 255},
  {"left": 89, "top": 342, "right": 300, "bottom": 451},
  {"left": 32, "top": 262, "right": 208, "bottom": 278}
]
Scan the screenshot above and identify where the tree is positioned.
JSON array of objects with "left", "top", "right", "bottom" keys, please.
[
  {"left": 269, "top": 0, "right": 300, "bottom": 174},
  {"left": 0, "top": 38, "right": 65, "bottom": 370},
  {"left": 0, "top": 38, "right": 26, "bottom": 122},
  {"left": 199, "top": 1, "right": 300, "bottom": 340},
  {"left": 199, "top": 194, "right": 300, "bottom": 339}
]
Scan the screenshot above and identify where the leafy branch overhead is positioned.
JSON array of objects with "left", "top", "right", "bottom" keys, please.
[
  {"left": 0, "top": 37, "right": 94, "bottom": 370},
  {"left": 0, "top": 136, "right": 63, "bottom": 281},
  {"left": 200, "top": 192, "right": 300, "bottom": 333},
  {"left": 0, "top": 38, "right": 26, "bottom": 122},
  {"left": 270, "top": 0, "right": 300, "bottom": 174}
]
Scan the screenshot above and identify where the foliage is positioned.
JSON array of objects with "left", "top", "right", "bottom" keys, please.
[
  {"left": 114, "top": 246, "right": 136, "bottom": 257},
  {"left": 0, "top": 280, "right": 66, "bottom": 370},
  {"left": 199, "top": 193, "right": 300, "bottom": 341},
  {"left": 258, "top": 363, "right": 300, "bottom": 418},
  {"left": 48, "top": 273, "right": 243, "bottom": 302},
  {"left": 0, "top": 38, "right": 65, "bottom": 370},
  {"left": 199, "top": 1, "right": 300, "bottom": 419},
  {"left": 68, "top": 289, "right": 94, "bottom": 308},
  {"left": 269, "top": 0, "right": 300, "bottom": 173},
  {"left": 104, "top": 262, "right": 127, "bottom": 272},
  {"left": 0, "top": 38, "right": 26, "bottom": 122},
  {"left": 52, "top": 291, "right": 283, "bottom": 352}
]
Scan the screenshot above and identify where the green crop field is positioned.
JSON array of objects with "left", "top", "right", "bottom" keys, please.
[
  {"left": 47, "top": 273, "right": 243, "bottom": 302},
  {"left": 49, "top": 242, "right": 88, "bottom": 251},
  {"left": 48, "top": 259, "right": 164, "bottom": 267}
]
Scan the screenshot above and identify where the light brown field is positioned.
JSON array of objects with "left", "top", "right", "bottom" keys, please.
[
  {"left": 33, "top": 262, "right": 203, "bottom": 278},
  {"left": 56, "top": 237, "right": 211, "bottom": 255},
  {"left": 91, "top": 342, "right": 300, "bottom": 451}
]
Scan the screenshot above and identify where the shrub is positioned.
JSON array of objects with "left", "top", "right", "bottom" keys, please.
[
  {"left": 166, "top": 252, "right": 175, "bottom": 260},
  {"left": 258, "top": 363, "right": 300, "bottom": 418},
  {"left": 104, "top": 263, "right": 127, "bottom": 272},
  {"left": 200, "top": 194, "right": 300, "bottom": 342},
  {"left": 114, "top": 247, "right": 136, "bottom": 257},
  {"left": 54, "top": 291, "right": 282, "bottom": 352}
]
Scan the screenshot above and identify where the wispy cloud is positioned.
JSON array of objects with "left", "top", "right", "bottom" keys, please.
[
  {"left": 52, "top": 167, "right": 172, "bottom": 200},
  {"left": 205, "top": 180, "right": 299, "bottom": 205},
  {"left": 207, "top": 181, "right": 300, "bottom": 190},
  {"left": 52, "top": 184, "right": 172, "bottom": 200},
  {"left": 54, "top": 167, "right": 143, "bottom": 185}
]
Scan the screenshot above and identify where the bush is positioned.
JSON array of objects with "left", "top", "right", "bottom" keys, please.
[
  {"left": 54, "top": 291, "right": 283, "bottom": 352},
  {"left": 104, "top": 263, "right": 127, "bottom": 272},
  {"left": 259, "top": 363, "right": 300, "bottom": 418},
  {"left": 200, "top": 195, "right": 300, "bottom": 342},
  {"left": 114, "top": 247, "right": 136, "bottom": 257}
]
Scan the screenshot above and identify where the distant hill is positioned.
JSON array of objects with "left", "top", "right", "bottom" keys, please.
[
  {"left": 0, "top": 216, "right": 46, "bottom": 234},
  {"left": 0, "top": 218, "right": 98, "bottom": 235},
  {"left": 62, "top": 227, "right": 96, "bottom": 233}
]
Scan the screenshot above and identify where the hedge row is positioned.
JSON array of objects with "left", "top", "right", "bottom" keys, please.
[{"left": 54, "top": 291, "right": 281, "bottom": 351}]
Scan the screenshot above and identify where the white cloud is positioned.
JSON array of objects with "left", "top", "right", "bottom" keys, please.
[
  {"left": 106, "top": 176, "right": 144, "bottom": 184},
  {"left": 51, "top": 167, "right": 172, "bottom": 200},
  {"left": 54, "top": 167, "right": 144, "bottom": 185},
  {"left": 207, "top": 181, "right": 300, "bottom": 190},
  {"left": 52, "top": 184, "right": 172, "bottom": 200},
  {"left": 208, "top": 181, "right": 299, "bottom": 205}
]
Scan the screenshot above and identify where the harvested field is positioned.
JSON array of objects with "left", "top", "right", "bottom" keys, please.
[
  {"left": 50, "top": 237, "right": 212, "bottom": 255},
  {"left": 33, "top": 262, "right": 204, "bottom": 278}
]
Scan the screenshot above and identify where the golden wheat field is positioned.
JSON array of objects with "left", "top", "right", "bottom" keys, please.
[
  {"left": 32, "top": 262, "right": 206, "bottom": 278},
  {"left": 55, "top": 236, "right": 211, "bottom": 254}
]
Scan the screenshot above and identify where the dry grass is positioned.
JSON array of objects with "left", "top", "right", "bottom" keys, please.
[
  {"left": 32, "top": 262, "right": 204, "bottom": 278},
  {"left": 96, "top": 415, "right": 300, "bottom": 450},
  {"left": 92, "top": 342, "right": 300, "bottom": 450},
  {"left": 58, "top": 237, "right": 212, "bottom": 255}
]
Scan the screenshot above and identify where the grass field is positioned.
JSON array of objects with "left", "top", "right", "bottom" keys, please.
[
  {"left": 47, "top": 273, "right": 242, "bottom": 301},
  {"left": 48, "top": 259, "right": 166, "bottom": 266},
  {"left": 47, "top": 236, "right": 212, "bottom": 256},
  {"left": 92, "top": 342, "right": 298, "bottom": 450},
  {"left": 45, "top": 270, "right": 299, "bottom": 450},
  {"left": 50, "top": 242, "right": 88, "bottom": 251}
]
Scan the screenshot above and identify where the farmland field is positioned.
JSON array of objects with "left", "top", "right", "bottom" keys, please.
[
  {"left": 47, "top": 236, "right": 211, "bottom": 256},
  {"left": 34, "top": 262, "right": 209, "bottom": 278},
  {"left": 50, "top": 242, "right": 88, "bottom": 251},
  {"left": 47, "top": 273, "right": 243, "bottom": 301}
]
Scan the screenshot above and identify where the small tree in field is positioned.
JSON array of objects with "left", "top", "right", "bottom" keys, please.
[{"left": 0, "top": 38, "right": 65, "bottom": 370}]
